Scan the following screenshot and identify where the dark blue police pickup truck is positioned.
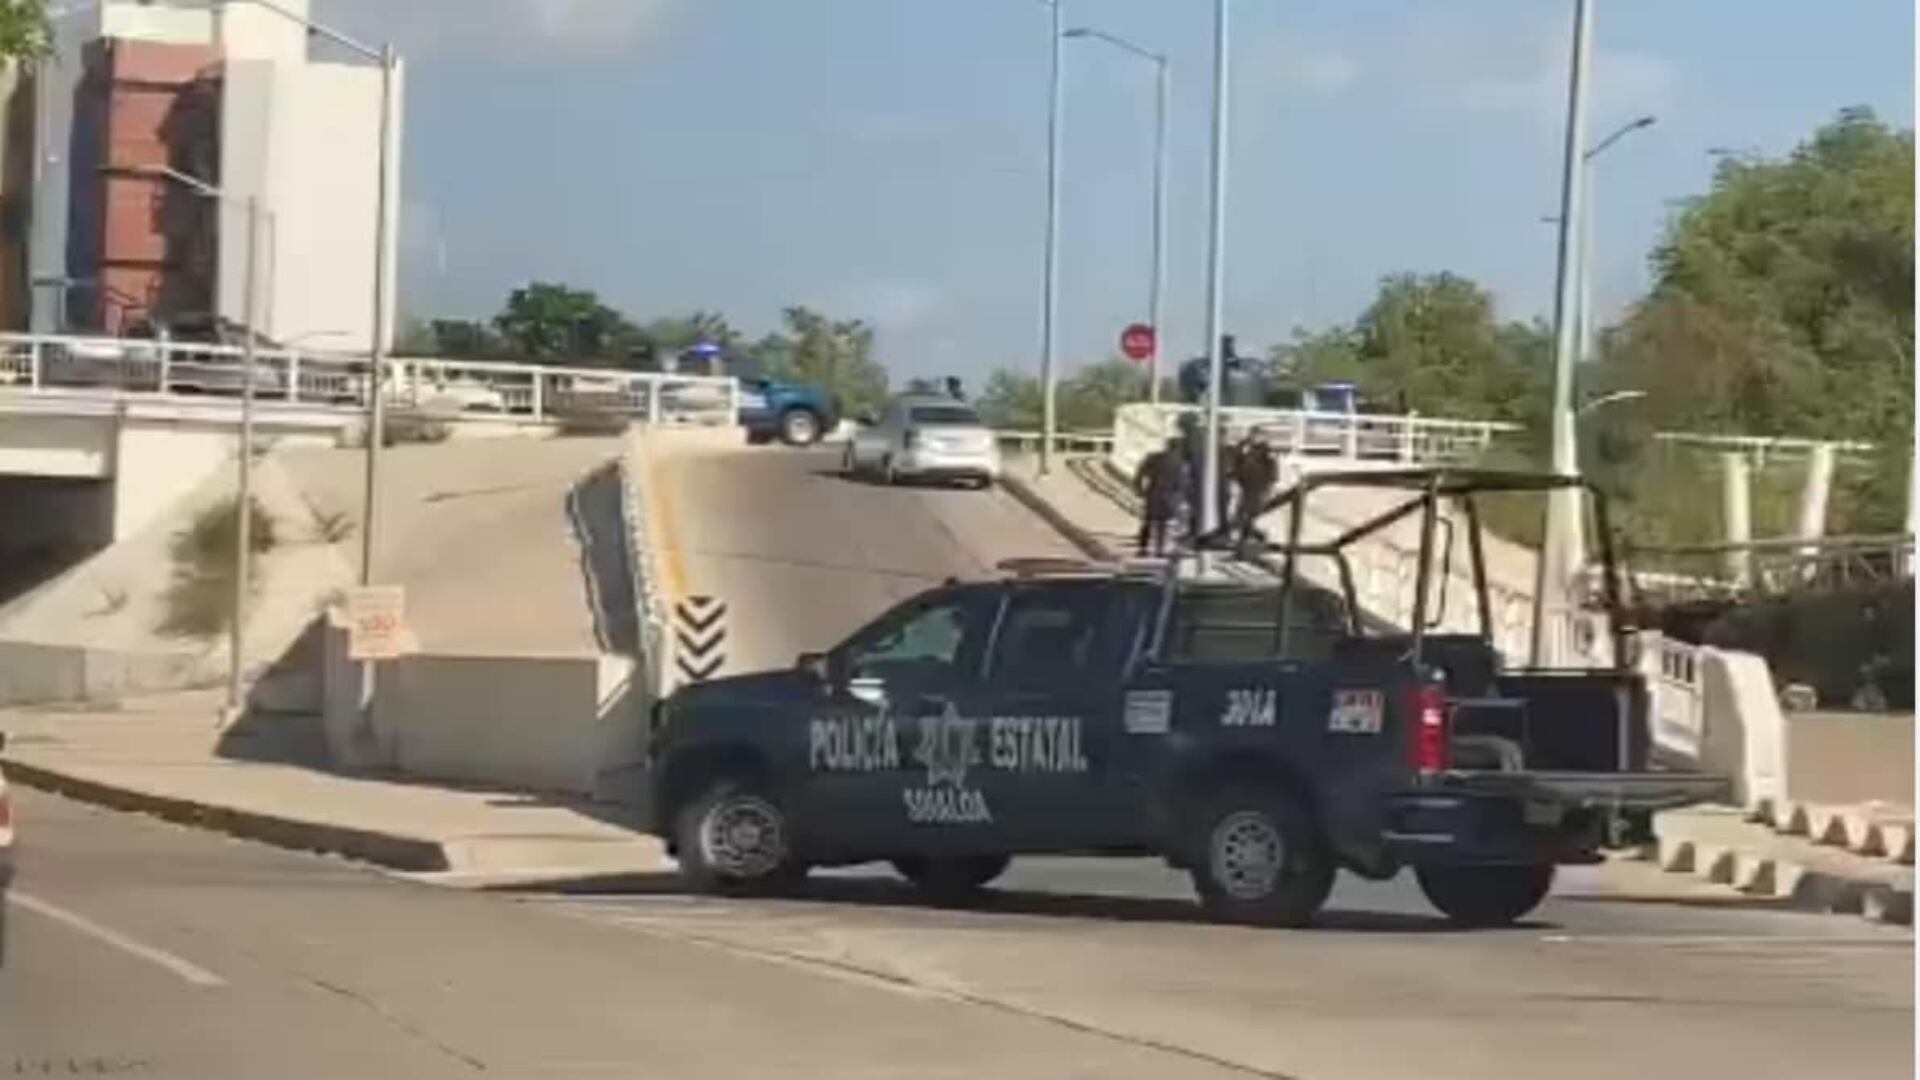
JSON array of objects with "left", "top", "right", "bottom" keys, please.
[
  {"left": 737, "top": 377, "right": 839, "bottom": 446},
  {"left": 639, "top": 468, "right": 1726, "bottom": 927}
]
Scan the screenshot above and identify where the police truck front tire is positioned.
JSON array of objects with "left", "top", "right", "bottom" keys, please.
[
  {"left": 1188, "top": 788, "right": 1333, "bottom": 927},
  {"left": 779, "top": 409, "right": 822, "bottom": 446},
  {"left": 673, "top": 780, "right": 805, "bottom": 896},
  {"left": 892, "top": 855, "right": 1010, "bottom": 904},
  {"left": 1415, "top": 864, "right": 1554, "bottom": 927}
]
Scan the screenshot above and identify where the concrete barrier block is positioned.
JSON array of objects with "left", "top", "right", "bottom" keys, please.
[
  {"left": 1840, "top": 814, "right": 1889, "bottom": 858},
  {"left": 1784, "top": 868, "right": 1868, "bottom": 914},
  {"left": 1862, "top": 884, "right": 1915, "bottom": 926},
  {"left": 1769, "top": 800, "right": 1811, "bottom": 836},
  {"left": 1883, "top": 825, "right": 1915, "bottom": 865},
  {"left": 1732, "top": 852, "right": 1779, "bottom": 895},
  {"left": 1804, "top": 806, "right": 1852, "bottom": 846},
  {"left": 1657, "top": 837, "right": 1696, "bottom": 873},
  {"left": 1692, "top": 844, "right": 1736, "bottom": 884}
]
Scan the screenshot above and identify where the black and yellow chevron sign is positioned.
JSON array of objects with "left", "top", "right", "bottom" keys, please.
[{"left": 674, "top": 595, "right": 727, "bottom": 683}]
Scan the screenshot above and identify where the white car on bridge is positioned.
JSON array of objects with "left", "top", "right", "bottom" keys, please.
[{"left": 843, "top": 395, "right": 1001, "bottom": 488}]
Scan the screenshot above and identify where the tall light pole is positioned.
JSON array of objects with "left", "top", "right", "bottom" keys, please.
[
  {"left": 1529, "top": 0, "right": 1593, "bottom": 667},
  {"left": 1562, "top": 114, "right": 1655, "bottom": 581},
  {"left": 224, "top": 0, "right": 398, "bottom": 586},
  {"left": 1200, "top": 0, "right": 1232, "bottom": 542},
  {"left": 124, "top": 166, "right": 267, "bottom": 720},
  {"left": 1576, "top": 115, "right": 1655, "bottom": 371},
  {"left": 1062, "top": 26, "right": 1170, "bottom": 404},
  {"left": 1038, "top": 0, "right": 1065, "bottom": 475}
]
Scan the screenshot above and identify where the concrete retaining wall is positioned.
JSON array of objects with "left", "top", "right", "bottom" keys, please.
[
  {"left": 0, "top": 640, "right": 208, "bottom": 705},
  {"left": 1783, "top": 712, "right": 1914, "bottom": 807},
  {"left": 318, "top": 616, "right": 642, "bottom": 797}
]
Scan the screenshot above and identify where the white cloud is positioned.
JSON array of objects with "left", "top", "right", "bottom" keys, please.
[
  {"left": 1394, "top": 8, "right": 1677, "bottom": 123},
  {"left": 314, "top": 0, "right": 671, "bottom": 62},
  {"left": 843, "top": 281, "right": 942, "bottom": 330},
  {"left": 1246, "top": 9, "right": 1677, "bottom": 124},
  {"left": 1247, "top": 34, "right": 1364, "bottom": 97}
]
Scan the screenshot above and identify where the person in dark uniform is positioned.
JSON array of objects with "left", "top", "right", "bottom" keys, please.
[
  {"left": 1232, "top": 429, "right": 1279, "bottom": 551},
  {"left": 1133, "top": 437, "right": 1188, "bottom": 558}
]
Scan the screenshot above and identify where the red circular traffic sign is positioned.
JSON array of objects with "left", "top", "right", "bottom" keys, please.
[{"left": 1120, "top": 323, "right": 1157, "bottom": 362}]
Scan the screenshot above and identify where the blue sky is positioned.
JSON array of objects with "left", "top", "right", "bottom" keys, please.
[{"left": 320, "top": 0, "right": 1914, "bottom": 383}]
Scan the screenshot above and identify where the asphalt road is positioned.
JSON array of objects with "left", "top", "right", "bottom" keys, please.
[
  {"left": 6, "top": 787, "right": 1911, "bottom": 1079},
  {"left": 649, "top": 436, "right": 1081, "bottom": 675}
]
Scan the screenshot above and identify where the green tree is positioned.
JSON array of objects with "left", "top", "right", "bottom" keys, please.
[
  {"left": 974, "top": 368, "right": 1044, "bottom": 430},
  {"left": 492, "top": 282, "right": 632, "bottom": 363},
  {"left": 1605, "top": 107, "right": 1914, "bottom": 534},
  {"left": 757, "top": 306, "right": 889, "bottom": 418},
  {"left": 629, "top": 312, "right": 744, "bottom": 369},
  {"left": 1272, "top": 274, "right": 1549, "bottom": 434},
  {"left": 0, "top": 1, "right": 49, "bottom": 59},
  {"left": 972, "top": 360, "right": 1149, "bottom": 432}
]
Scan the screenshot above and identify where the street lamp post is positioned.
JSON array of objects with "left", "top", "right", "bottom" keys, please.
[
  {"left": 1530, "top": 0, "right": 1594, "bottom": 666},
  {"left": 124, "top": 165, "right": 267, "bottom": 721},
  {"left": 1562, "top": 115, "right": 1655, "bottom": 580},
  {"left": 225, "top": 0, "right": 398, "bottom": 587},
  {"left": 1038, "top": 0, "right": 1065, "bottom": 475},
  {"left": 1199, "top": 0, "right": 1232, "bottom": 544},
  {"left": 1062, "top": 26, "right": 1170, "bottom": 404}
]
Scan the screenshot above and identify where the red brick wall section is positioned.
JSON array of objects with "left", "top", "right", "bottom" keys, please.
[{"left": 69, "top": 38, "right": 220, "bottom": 332}]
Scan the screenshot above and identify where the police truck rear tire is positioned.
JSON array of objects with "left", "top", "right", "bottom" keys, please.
[
  {"left": 1188, "top": 788, "right": 1333, "bottom": 928},
  {"left": 1415, "top": 864, "right": 1554, "bottom": 927},
  {"left": 673, "top": 780, "right": 805, "bottom": 897},
  {"left": 892, "top": 855, "right": 1010, "bottom": 904}
]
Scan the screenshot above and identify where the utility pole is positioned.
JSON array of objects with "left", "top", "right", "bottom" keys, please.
[
  {"left": 1038, "top": 0, "right": 1065, "bottom": 475},
  {"left": 1529, "top": 0, "right": 1593, "bottom": 666},
  {"left": 1199, "top": 0, "right": 1232, "bottom": 543}
]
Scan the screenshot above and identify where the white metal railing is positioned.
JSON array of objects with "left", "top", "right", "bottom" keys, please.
[
  {"left": 1110, "top": 402, "right": 1520, "bottom": 478},
  {"left": 1641, "top": 631, "right": 1706, "bottom": 764},
  {"left": 0, "top": 331, "right": 740, "bottom": 427},
  {"left": 994, "top": 429, "right": 1116, "bottom": 455}
]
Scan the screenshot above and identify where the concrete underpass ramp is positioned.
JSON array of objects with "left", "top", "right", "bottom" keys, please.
[
  {"left": 639, "top": 430, "right": 1082, "bottom": 676},
  {"left": 280, "top": 437, "right": 628, "bottom": 657},
  {"left": 0, "top": 456, "right": 355, "bottom": 704}
]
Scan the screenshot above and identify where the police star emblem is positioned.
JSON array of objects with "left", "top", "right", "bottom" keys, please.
[{"left": 913, "top": 701, "right": 979, "bottom": 788}]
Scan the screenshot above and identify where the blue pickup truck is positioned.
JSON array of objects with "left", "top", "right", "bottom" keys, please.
[
  {"left": 638, "top": 467, "right": 1726, "bottom": 927},
  {"left": 738, "top": 378, "right": 840, "bottom": 446}
]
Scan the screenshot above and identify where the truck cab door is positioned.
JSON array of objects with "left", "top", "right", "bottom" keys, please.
[
  {"left": 807, "top": 585, "right": 1000, "bottom": 854},
  {"left": 971, "top": 583, "right": 1153, "bottom": 851}
]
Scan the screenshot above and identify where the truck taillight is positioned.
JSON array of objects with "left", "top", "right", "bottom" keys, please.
[
  {"left": 1409, "top": 684, "right": 1449, "bottom": 776},
  {"left": 0, "top": 790, "right": 12, "bottom": 832}
]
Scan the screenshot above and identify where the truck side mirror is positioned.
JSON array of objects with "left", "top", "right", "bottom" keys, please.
[{"left": 797, "top": 651, "right": 831, "bottom": 685}]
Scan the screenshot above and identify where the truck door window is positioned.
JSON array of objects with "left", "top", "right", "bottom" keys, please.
[
  {"left": 1169, "top": 585, "right": 1349, "bottom": 664},
  {"left": 988, "top": 588, "right": 1109, "bottom": 690},
  {"left": 842, "top": 592, "right": 988, "bottom": 684}
]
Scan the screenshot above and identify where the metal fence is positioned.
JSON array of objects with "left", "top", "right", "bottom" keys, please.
[
  {"left": 1110, "top": 402, "right": 1520, "bottom": 477},
  {"left": 0, "top": 332, "right": 740, "bottom": 427}
]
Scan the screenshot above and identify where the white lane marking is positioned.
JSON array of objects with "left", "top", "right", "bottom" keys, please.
[{"left": 10, "top": 890, "right": 227, "bottom": 988}]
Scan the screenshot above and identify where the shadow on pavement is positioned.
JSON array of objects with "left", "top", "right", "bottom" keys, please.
[{"left": 501, "top": 870, "right": 1499, "bottom": 934}]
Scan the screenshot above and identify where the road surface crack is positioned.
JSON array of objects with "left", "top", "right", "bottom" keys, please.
[{"left": 302, "top": 974, "right": 489, "bottom": 1072}]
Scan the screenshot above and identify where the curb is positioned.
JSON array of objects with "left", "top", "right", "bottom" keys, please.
[
  {"left": 1653, "top": 834, "right": 1912, "bottom": 926},
  {"left": 2, "top": 756, "right": 452, "bottom": 874},
  {"left": 999, "top": 473, "right": 1118, "bottom": 563}
]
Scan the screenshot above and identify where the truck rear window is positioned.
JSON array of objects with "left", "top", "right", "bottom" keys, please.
[{"left": 1167, "top": 586, "right": 1350, "bottom": 664}]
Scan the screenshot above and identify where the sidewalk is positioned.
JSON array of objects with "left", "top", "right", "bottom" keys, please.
[{"left": 0, "top": 691, "right": 670, "bottom": 888}]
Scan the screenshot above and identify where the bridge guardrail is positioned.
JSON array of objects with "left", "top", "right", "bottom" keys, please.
[
  {"left": 1110, "top": 402, "right": 1520, "bottom": 479},
  {"left": 0, "top": 332, "right": 741, "bottom": 428}
]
